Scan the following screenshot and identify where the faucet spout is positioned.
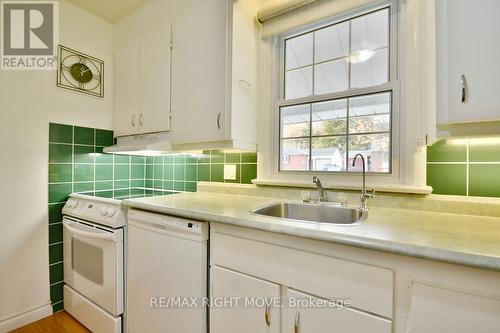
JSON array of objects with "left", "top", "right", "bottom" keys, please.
[
  {"left": 312, "top": 176, "right": 326, "bottom": 202},
  {"left": 352, "top": 154, "right": 375, "bottom": 214}
]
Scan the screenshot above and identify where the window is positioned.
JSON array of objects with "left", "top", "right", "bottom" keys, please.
[{"left": 278, "top": 7, "right": 393, "bottom": 173}]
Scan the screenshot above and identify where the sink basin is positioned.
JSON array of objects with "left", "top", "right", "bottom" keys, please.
[{"left": 251, "top": 202, "right": 364, "bottom": 225}]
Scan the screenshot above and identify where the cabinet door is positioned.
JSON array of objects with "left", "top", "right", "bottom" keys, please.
[
  {"left": 139, "top": 24, "right": 171, "bottom": 134},
  {"left": 283, "top": 289, "right": 391, "bottom": 333},
  {"left": 444, "top": 0, "right": 500, "bottom": 123},
  {"left": 114, "top": 39, "right": 140, "bottom": 137},
  {"left": 210, "top": 266, "right": 280, "bottom": 333},
  {"left": 170, "top": 0, "right": 228, "bottom": 144},
  {"left": 408, "top": 282, "right": 500, "bottom": 333}
]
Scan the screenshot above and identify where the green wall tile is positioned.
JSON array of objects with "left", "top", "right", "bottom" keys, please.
[
  {"left": 49, "top": 123, "right": 72, "bottom": 144},
  {"left": 96, "top": 191, "right": 113, "bottom": 198},
  {"left": 114, "top": 180, "right": 130, "bottom": 189},
  {"left": 95, "top": 164, "right": 112, "bottom": 181},
  {"left": 49, "top": 164, "right": 72, "bottom": 183},
  {"left": 50, "top": 282, "right": 64, "bottom": 303},
  {"left": 74, "top": 145, "right": 94, "bottom": 163},
  {"left": 74, "top": 127, "right": 94, "bottom": 145},
  {"left": 186, "top": 155, "right": 197, "bottom": 164},
  {"left": 74, "top": 164, "right": 94, "bottom": 182},
  {"left": 154, "top": 156, "right": 164, "bottom": 164},
  {"left": 115, "top": 155, "right": 130, "bottom": 164},
  {"left": 48, "top": 203, "right": 64, "bottom": 224},
  {"left": 469, "top": 141, "right": 500, "bottom": 162},
  {"left": 49, "top": 183, "right": 72, "bottom": 203},
  {"left": 146, "top": 164, "right": 154, "bottom": 179},
  {"left": 226, "top": 153, "right": 241, "bottom": 163},
  {"left": 154, "top": 180, "right": 163, "bottom": 189},
  {"left": 174, "top": 155, "right": 185, "bottom": 164},
  {"left": 52, "top": 301, "right": 64, "bottom": 313},
  {"left": 95, "top": 181, "right": 113, "bottom": 191},
  {"left": 174, "top": 181, "right": 185, "bottom": 191},
  {"left": 199, "top": 151, "right": 210, "bottom": 164},
  {"left": 174, "top": 165, "right": 185, "bottom": 181},
  {"left": 74, "top": 182, "right": 94, "bottom": 193},
  {"left": 163, "top": 181, "right": 173, "bottom": 189},
  {"left": 95, "top": 147, "right": 113, "bottom": 164},
  {"left": 198, "top": 165, "right": 210, "bottom": 181},
  {"left": 210, "top": 150, "right": 224, "bottom": 163},
  {"left": 49, "top": 263, "right": 63, "bottom": 283},
  {"left": 211, "top": 164, "right": 224, "bottom": 182},
  {"left": 469, "top": 164, "right": 500, "bottom": 197},
  {"left": 242, "top": 152, "right": 257, "bottom": 163},
  {"left": 131, "top": 179, "right": 145, "bottom": 187},
  {"left": 186, "top": 182, "right": 197, "bottom": 192},
  {"left": 49, "top": 243, "right": 63, "bottom": 264},
  {"left": 49, "top": 144, "right": 72, "bottom": 163},
  {"left": 131, "top": 164, "right": 144, "bottom": 179},
  {"left": 154, "top": 164, "right": 163, "bottom": 179},
  {"left": 186, "top": 164, "right": 197, "bottom": 181},
  {"left": 145, "top": 179, "right": 153, "bottom": 188},
  {"left": 163, "top": 165, "right": 174, "bottom": 180},
  {"left": 96, "top": 129, "right": 113, "bottom": 146},
  {"left": 114, "top": 164, "right": 130, "bottom": 180},
  {"left": 241, "top": 164, "right": 257, "bottom": 184},
  {"left": 49, "top": 223, "right": 63, "bottom": 244},
  {"left": 427, "top": 164, "right": 466, "bottom": 195},
  {"left": 131, "top": 156, "right": 145, "bottom": 164},
  {"left": 427, "top": 139, "right": 466, "bottom": 162}
]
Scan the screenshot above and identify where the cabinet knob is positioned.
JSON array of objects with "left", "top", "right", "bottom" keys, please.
[
  {"left": 461, "top": 74, "right": 468, "bottom": 104},
  {"left": 294, "top": 309, "right": 300, "bottom": 333},
  {"left": 131, "top": 115, "right": 136, "bottom": 127},
  {"left": 216, "top": 113, "right": 222, "bottom": 130},
  {"left": 264, "top": 303, "right": 271, "bottom": 327}
]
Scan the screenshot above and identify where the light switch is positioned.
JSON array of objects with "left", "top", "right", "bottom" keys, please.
[{"left": 224, "top": 164, "right": 237, "bottom": 180}]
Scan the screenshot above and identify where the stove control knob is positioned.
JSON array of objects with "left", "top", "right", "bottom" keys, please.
[
  {"left": 71, "top": 200, "right": 79, "bottom": 209},
  {"left": 107, "top": 207, "right": 117, "bottom": 217},
  {"left": 101, "top": 207, "right": 108, "bottom": 217}
]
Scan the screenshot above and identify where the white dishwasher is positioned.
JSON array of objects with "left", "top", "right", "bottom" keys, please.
[{"left": 126, "top": 209, "right": 209, "bottom": 333}]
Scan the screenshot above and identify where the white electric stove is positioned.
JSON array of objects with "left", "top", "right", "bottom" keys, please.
[{"left": 61, "top": 188, "right": 178, "bottom": 333}]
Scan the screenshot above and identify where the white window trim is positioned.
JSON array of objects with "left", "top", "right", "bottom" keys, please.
[{"left": 253, "top": 0, "right": 433, "bottom": 194}]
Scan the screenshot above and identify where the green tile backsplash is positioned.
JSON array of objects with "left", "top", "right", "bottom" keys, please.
[
  {"left": 47, "top": 123, "right": 258, "bottom": 312},
  {"left": 427, "top": 138, "right": 500, "bottom": 197}
]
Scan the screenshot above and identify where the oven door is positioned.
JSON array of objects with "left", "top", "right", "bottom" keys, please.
[{"left": 63, "top": 217, "right": 123, "bottom": 316}]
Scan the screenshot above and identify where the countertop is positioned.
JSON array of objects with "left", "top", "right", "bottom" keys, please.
[{"left": 123, "top": 192, "right": 500, "bottom": 271}]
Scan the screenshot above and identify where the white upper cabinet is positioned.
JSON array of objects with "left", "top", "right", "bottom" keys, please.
[
  {"left": 170, "top": 0, "right": 259, "bottom": 151},
  {"left": 115, "top": 39, "right": 140, "bottom": 137},
  {"left": 436, "top": 0, "right": 500, "bottom": 125},
  {"left": 114, "top": 24, "right": 172, "bottom": 137}
]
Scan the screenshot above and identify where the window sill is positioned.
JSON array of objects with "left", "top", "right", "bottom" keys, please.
[{"left": 251, "top": 178, "right": 432, "bottom": 195}]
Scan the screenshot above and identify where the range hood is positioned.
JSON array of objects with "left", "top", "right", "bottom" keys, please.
[{"left": 103, "top": 132, "right": 172, "bottom": 156}]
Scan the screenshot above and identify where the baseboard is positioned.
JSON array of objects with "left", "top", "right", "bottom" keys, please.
[{"left": 0, "top": 303, "right": 52, "bottom": 332}]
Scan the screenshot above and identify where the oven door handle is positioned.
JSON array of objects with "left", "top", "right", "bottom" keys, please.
[{"left": 63, "top": 220, "right": 117, "bottom": 241}]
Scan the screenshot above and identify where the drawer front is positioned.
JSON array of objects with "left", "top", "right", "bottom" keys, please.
[
  {"left": 212, "top": 232, "right": 394, "bottom": 318},
  {"left": 283, "top": 289, "right": 392, "bottom": 333}
]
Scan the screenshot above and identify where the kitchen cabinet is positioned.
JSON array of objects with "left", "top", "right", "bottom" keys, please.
[
  {"left": 282, "top": 289, "right": 391, "bottom": 333},
  {"left": 210, "top": 266, "right": 280, "bottom": 333},
  {"left": 436, "top": 0, "right": 500, "bottom": 125},
  {"left": 210, "top": 222, "right": 500, "bottom": 333},
  {"left": 114, "top": 24, "right": 171, "bottom": 137},
  {"left": 170, "top": 0, "right": 259, "bottom": 151}
]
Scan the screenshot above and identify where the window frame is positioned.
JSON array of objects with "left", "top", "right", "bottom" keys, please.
[{"left": 273, "top": 1, "right": 400, "bottom": 176}]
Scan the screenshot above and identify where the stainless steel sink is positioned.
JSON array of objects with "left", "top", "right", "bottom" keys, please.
[{"left": 250, "top": 202, "right": 364, "bottom": 226}]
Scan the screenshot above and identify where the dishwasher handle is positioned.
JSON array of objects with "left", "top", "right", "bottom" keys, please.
[{"left": 63, "top": 219, "right": 117, "bottom": 241}]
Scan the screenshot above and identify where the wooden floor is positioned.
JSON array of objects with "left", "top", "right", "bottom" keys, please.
[{"left": 10, "top": 311, "right": 90, "bottom": 333}]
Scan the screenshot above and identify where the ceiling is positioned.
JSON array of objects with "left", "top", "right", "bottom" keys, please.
[{"left": 66, "top": 0, "right": 148, "bottom": 23}]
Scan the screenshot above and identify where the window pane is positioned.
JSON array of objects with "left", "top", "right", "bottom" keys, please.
[
  {"left": 314, "top": 59, "right": 348, "bottom": 95},
  {"left": 286, "top": 33, "right": 313, "bottom": 70},
  {"left": 350, "top": 48, "right": 388, "bottom": 88},
  {"left": 312, "top": 99, "right": 347, "bottom": 136},
  {"left": 281, "top": 138, "right": 310, "bottom": 171},
  {"left": 314, "top": 22, "right": 349, "bottom": 62},
  {"left": 285, "top": 67, "right": 313, "bottom": 99},
  {"left": 312, "top": 137, "right": 347, "bottom": 171},
  {"left": 348, "top": 133, "right": 390, "bottom": 173},
  {"left": 349, "top": 93, "right": 390, "bottom": 134},
  {"left": 351, "top": 9, "right": 389, "bottom": 52},
  {"left": 281, "top": 104, "right": 310, "bottom": 138}
]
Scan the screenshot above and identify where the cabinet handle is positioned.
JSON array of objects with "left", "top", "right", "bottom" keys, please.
[
  {"left": 461, "top": 74, "right": 468, "bottom": 103},
  {"left": 139, "top": 113, "right": 143, "bottom": 126},
  {"left": 264, "top": 303, "right": 271, "bottom": 327},
  {"left": 131, "top": 115, "right": 136, "bottom": 127},
  {"left": 216, "top": 113, "right": 221, "bottom": 130},
  {"left": 294, "top": 309, "right": 300, "bottom": 333}
]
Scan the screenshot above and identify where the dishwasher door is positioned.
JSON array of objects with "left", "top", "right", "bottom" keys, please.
[{"left": 126, "top": 209, "right": 208, "bottom": 333}]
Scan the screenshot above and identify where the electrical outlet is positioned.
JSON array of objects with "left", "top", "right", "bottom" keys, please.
[{"left": 224, "top": 164, "right": 237, "bottom": 180}]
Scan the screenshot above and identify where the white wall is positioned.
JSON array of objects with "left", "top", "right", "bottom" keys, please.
[{"left": 0, "top": 1, "right": 115, "bottom": 329}]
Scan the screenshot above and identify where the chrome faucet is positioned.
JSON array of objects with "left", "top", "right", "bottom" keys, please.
[
  {"left": 312, "top": 176, "right": 327, "bottom": 202},
  {"left": 352, "top": 154, "right": 375, "bottom": 214}
]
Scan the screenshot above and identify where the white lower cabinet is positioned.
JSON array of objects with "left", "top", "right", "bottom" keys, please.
[
  {"left": 283, "top": 289, "right": 392, "bottom": 333},
  {"left": 210, "top": 266, "right": 280, "bottom": 333},
  {"left": 408, "top": 282, "right": 500, "bottom": 333}
]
